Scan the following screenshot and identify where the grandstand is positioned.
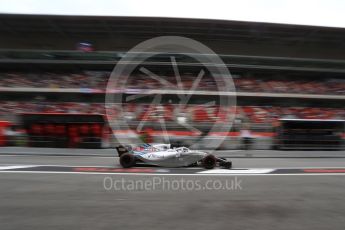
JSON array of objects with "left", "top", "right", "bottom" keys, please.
[{"left": 0, "top": 14, "right": 344, "bottom": 148}]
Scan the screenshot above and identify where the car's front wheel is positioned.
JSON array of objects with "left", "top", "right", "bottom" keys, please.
[{"left": 202, "top": 154, "right": 217, "bottom": 169}]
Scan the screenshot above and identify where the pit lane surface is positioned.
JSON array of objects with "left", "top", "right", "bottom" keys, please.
[
  {"left": 2, "top": 153, "right": 345, "bottom": 169},
  {"left": 1, "top": 152, "right": 345, "bottom": 229}
]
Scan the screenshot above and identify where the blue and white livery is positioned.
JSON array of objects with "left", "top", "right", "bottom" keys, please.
[{"left": 116, "top": 144, "right": 232, "bottom": 169}]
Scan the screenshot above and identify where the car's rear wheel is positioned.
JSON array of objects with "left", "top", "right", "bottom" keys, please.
[
  {"left": 202, "top": 154, "right": 217, "bottom": 169},
  {"left": 120, "top": 153, "right": 136, "bottom": 168}
]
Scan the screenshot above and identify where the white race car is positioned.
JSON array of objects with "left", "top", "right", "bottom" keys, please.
[{"left": 116, "top": 144, "right": 232, "bottom": 169}]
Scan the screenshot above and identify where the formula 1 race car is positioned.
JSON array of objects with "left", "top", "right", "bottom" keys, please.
[{"left": 115, "top": 144, "right": 232, "bottom": 169}]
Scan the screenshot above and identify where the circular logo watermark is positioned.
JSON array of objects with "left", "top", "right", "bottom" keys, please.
[{"left": 105, "top": 36, "right": 236, "bottom": 150}]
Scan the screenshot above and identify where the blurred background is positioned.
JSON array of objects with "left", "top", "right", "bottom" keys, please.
[{"left": 0, "top": 13, "right": 344, "bottom": 150}]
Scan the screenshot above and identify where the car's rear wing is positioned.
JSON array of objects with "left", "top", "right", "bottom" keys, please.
[
  {"left": 115, "top": 145, "right": 129, "bottom": 157},
  {"left": 116, "top": 143, "right": 154, "bottom": 157}
]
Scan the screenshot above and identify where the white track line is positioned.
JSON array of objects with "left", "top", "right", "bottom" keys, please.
[
  {"left": 2, "top": 164, "right": 345, "bottom": 170},
  {"left": 0, "top": 165, "right": 36, "bottom": 170},
  {"left": 1, "top": 170, "right": 345, "bottom": 176},
  {"left": 198, "top": 169, "right": 275, "bottom": 174}
]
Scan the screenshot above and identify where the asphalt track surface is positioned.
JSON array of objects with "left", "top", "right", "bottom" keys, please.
[{"left": 1, "top": 151, "right": 345, "bottom": 230}]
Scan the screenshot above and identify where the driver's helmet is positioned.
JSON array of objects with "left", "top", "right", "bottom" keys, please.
[{"left": 177, "top": 147, "right": 188, "bottom": 152}]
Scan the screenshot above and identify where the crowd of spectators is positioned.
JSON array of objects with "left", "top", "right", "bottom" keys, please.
[
  {"left": 0, "top": 101, "right": 343, "bottom": 124},
  {"left": 234, "top": 76, "right": 345, "bottom": 95},
  {"left": 0, "top": 71, "right": 107, "bottom": 89},
  {"left": 0, "top": 71, "right": 344, "bottom": 95},
  {"left": 1, "top": 71, "right": 343, "bottom": 126},
  {"left": 0, "top": 101, "right": 104, "bottom": 115}
]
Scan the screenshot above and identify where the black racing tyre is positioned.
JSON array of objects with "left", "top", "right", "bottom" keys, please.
[
  {"left": 202, "top": 154, "right": 217, "bottom": 169},
  {"left": 120, "top": 153, "right": 136, "bottom": 168}
]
